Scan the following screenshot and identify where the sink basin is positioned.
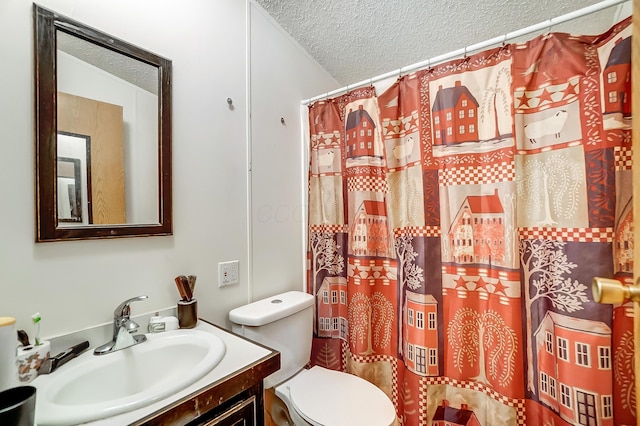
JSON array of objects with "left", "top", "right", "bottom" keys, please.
[{"left": 34, "top": 329, "right": 226, "bottom": 425}]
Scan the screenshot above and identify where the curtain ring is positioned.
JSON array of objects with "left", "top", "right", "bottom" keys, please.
[
  {"left": 462, "top": 46, "right": 470, "bottom": 64},
  {"left": 463, "top": 46, "right": 470, "bottom": 63},
  {"left": 545, "top": 18, "right": 553, "bottom": 35},
  {"left": 501, "top": 34, "right": 507, "bottom": 47}
]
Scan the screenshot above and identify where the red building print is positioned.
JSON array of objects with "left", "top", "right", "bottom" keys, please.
[
  {"left": 404, "top": 291, "right": 438, "bottom": 376},
  {"left": 602, "top": 37, "right": 631, "bottom": 117},
  {"left": 345, "top": 104, "right": 377, "bottom": 157},
  {"left": 432, "top": 400, "right": 481, "bottom": 426},
  {"left": 350, "top": 200, "right": 392, "bottom": 257},
  {"left": 448, "top": 189, "right": 505, "bottom": 266},
  {"left": 534, "top": 312, "right": 613, "bottom": 426},
  {"left": 317, "top": 276, "right": 348, "bottom": 340},
  {"left": 431, "top": 80, "right": 479, "bottom": 145}
]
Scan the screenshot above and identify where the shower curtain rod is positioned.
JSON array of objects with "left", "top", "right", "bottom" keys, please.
[{"left": 301, "top": 0, "right": 630, "bottom": 105}]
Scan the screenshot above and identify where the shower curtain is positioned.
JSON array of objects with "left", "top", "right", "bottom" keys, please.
[{"left": 306, "top": 17, "right": 633, "bottom": 426}]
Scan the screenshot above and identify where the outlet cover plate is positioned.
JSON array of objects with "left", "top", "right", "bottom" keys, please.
[{"left": 218, "top": 260, "right": 239, "bottom": 287}]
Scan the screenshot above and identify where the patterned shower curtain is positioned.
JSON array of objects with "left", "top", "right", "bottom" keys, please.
[{"left": 306, "top": 17, "right": 633, "bottom": 426}]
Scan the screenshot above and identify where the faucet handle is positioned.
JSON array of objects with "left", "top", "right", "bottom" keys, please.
[{"left": 114, "top": 295, "right": 148, "bottom": 318}]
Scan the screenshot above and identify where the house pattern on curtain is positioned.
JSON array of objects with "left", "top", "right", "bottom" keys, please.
[{"left": 306, "top": 16, "right": 633, "bottom": 426}]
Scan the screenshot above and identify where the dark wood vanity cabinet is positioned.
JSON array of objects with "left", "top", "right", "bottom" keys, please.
[
  {"left": 131, "top": 328, "right": 280, "bottom": 426},
  {"left": 194, "top": 389, "right": 258, "bottom": 426}
]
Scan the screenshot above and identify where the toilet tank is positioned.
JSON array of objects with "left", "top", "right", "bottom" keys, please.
[{"left": 229, "top": 291, "right": 314, "bottom": 389}]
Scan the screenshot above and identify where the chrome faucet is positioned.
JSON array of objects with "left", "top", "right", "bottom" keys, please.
[{"left": 94, "top": 295, "right": 148, "bottom": 355}]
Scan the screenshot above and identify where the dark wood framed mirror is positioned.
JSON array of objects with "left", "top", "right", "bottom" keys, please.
[{"left": 34, "top": 4, "right": 172, "bottom": 242}]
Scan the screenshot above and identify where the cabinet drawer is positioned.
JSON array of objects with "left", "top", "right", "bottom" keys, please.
[{"left": 200, "top": 395, "right": 256, "bottom": 426}]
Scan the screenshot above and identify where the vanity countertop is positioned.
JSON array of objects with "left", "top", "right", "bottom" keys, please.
[{"left": 32, "top": 320, "right": 280, "bottom": 425}]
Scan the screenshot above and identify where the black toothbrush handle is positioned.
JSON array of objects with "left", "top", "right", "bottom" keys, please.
[{"left": 53, "top": 340, "right": 90, "bottom": 369}]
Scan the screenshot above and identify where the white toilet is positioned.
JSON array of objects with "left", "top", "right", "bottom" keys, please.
[{"left": 229, "top": 291, "right": 396, "bottom": 426}]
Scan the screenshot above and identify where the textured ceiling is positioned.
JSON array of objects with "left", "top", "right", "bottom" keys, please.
[{"left": 255, "top": 0, "right": 629, "bottom": 86}]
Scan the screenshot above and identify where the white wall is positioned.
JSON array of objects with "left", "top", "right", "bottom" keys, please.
[
  {"left": 249, "top": 5, "right": 339, "bottom": 301},
  {"left": 0, "top": 0, "right": 338, "bottom": 339}
]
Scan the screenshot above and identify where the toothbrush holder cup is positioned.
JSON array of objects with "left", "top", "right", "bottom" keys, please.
[{"left": 177, "top": 299, "right": 197, "bottom": 329}]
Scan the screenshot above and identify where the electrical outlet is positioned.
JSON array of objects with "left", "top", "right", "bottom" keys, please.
[{"left": 218, "top": 260, "right": 239, "bottom": 287}]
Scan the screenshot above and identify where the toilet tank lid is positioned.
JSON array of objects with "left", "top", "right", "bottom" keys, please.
[{"left": 229, "top": 291, "right": 314, "bottom": 326}]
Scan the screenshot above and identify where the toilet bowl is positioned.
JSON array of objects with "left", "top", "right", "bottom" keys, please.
[
  {"left": 274, "top": 366, "right": 396, "bottom": 426},
  {"left": 228, "top": 291, "right": 396, "bottom": 426}
]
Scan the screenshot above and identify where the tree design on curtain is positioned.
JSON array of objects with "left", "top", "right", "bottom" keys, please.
[
  {"left": 480, "top": 65, "right": 511, "bottom": 140},
  {"left": 309, "top": 231, "right": 345, "bottom": 332},
  {"left": 349, "top": 292, "right": 394, "bottom": 355},
  {"left": 395, "top": 235, "right": 425, "bottom": 358},
  {"left": 304, "top": 16, "right": 633, "bottom": 426},
  {"left": 448, "top": 307, "right": 517, "bottom": 386},
  {"left": 516, "top": 154, "right": 583, "bottom": 227},
  {"left": 314, "top": 340, "right": 342, "bottom": 370},
  {"left": 520, "top": 239, "right": 590, "bottom": 393}
]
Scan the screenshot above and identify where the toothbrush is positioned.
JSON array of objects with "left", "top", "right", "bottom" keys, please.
[
  {"left": 187, "top": 275, "right": 197, "bottom": 294},
  {"left": 32, "top": 312, "right": 42, "bottom": 346}
]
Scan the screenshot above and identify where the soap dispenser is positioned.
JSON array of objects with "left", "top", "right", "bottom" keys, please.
[
  {"left": 148, "top": 313, "right": 165, "bottom": 333},
  {"left": 148, "top": 313, "right": 179, "bottom": 333}
]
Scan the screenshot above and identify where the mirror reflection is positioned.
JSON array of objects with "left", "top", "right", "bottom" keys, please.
[
  {"left": 57, "top": 31, "right": 159, "bottom": 226},
  {"left": 34, "top": 5, "right": 172, "bottom": 242},
  {"left": 57, "top": 133, "right": 90, "bottom": 224},
  {"left": 57, "top": 157, "right": 82, "bottom": 223}
]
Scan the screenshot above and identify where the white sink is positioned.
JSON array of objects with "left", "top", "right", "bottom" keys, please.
[{"left": 34, "top": 329, "right": 226, "bottom": 425}]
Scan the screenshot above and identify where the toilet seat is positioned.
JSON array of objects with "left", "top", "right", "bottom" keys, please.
[{"left": 286, "top": 366, "right": 395, "bottom": 426}]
